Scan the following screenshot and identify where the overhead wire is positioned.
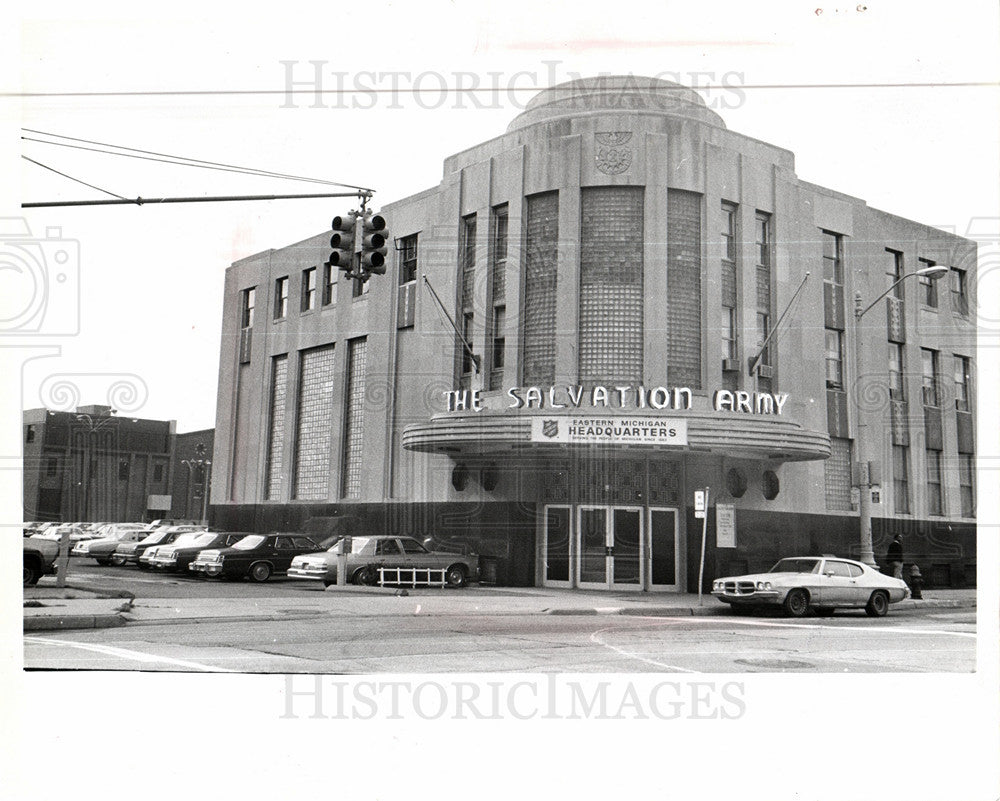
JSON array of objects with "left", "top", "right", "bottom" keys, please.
[{"left": 21, "top": 155, "right": 129, "bottom": 201}]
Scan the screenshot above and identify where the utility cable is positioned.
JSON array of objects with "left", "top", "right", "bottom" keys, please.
[{"left": 21, "top": 155, "right": 129, "bottom": 201}]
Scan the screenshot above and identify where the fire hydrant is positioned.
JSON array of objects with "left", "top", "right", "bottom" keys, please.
[{"left": 908, "top": 564, "right": 923, "bottom": 600}]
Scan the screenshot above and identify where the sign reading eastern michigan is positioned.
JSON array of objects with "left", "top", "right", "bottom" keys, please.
[
  {"left": 530, "top": 416, "right": 687, "bottom": 446},
  {"left": 443, "top": 384, "right": 789, "bottom": 415}
]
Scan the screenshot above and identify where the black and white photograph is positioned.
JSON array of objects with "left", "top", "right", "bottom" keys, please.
[{"left": 4, "top": 2, "right": 998, "bottom": 799}]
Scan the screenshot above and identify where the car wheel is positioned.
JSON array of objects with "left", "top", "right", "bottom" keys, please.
[
  {"left": 445, "top": 564, "right": 468, "bottom": 588},
  {"left": 249, "top": 562, "right": 272, "bottom": 582},
  {"left": 137, "top": 562, "right": 151, "bottom": 571},
  {"left": 110, "top": 555, "right": 126, "bottom": 566},
  {"left": 23, "top": 562, "right": 40, "bottom": 587},
  {"left": 353, "top": 566, "right": 379, "bottom": 586},
  {"left": 814, "top": 607, "right": 836, "bottom": 617},
  {"left": 783, "top": 588, "right": 810, "bottom": 617},
  {"left": 865, "top": 590, "right": 889, "bottom": 617},
  {"left": 95, "top": 558, "right": 111, "bottom": 566}
]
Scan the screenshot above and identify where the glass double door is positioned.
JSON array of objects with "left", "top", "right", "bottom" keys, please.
[{"left": 543, "top": 505, "right": 679, "bottom": 591}]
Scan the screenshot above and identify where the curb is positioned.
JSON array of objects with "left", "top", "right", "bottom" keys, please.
[{"left": 24, "top": 614, "right": 127, "bottom": 632}]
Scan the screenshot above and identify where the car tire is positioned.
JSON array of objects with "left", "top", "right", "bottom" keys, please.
[
  {"left": 249, "top": 562, "right": 272, "bottom": 582},
  {"left": 353, "top": 566, "right": 378, "bottom": 586},
  {"left": 23, "top": 562, "right": 40, "bottom": 587},
  {"left": 137, "top": 562, "right": 151, "bottom": 571},
  {"left": 865, "top": 590, "right": 889, "bottom": 617},
  {"left": 445, "top": 564, "right": 468, "bottom": 588},
  {"left": 783, "top": 588, "right": 810, "bottom": 617},
  {"left": 110, "top": 555, "right": 126, "bottom": 566},
  {"left": 814, "top": 607, "right": 836, "bottom": 617}
]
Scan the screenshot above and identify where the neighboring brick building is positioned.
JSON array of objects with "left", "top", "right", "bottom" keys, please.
[{"left": 211, "top": 76, "right": 977, "bottom": 590}]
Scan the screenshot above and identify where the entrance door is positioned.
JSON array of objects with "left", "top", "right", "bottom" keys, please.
[
  {"left": 646, "top": 507, "right": 680, "bottom": 590},
  {"left": 576, "top": 505, "right": 645, "bottom": 591},
  {"left": 542, "top": 505, "right": 573, "bottom": 588}
]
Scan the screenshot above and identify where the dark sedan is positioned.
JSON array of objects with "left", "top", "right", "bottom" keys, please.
[
  {"left": 147, "top": 531, "right": 250, "bottom": 572},
  {"left": 189, "top": 533, "right": 319, "bottom": 582}
]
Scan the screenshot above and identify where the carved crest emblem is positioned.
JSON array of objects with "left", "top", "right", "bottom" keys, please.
[
  {"left": 595, "top": 131, "right": 633, "bottom": 175},
  {"left": 541, "top": 420, "right": 560, "bottom": 438}
]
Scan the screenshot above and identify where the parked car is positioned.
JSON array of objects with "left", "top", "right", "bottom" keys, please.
[
  {"left": 115, "top": 525, "right": 205, "bottom": 568},
  {"left": 72, "top": 524, "right": 151, "bottom": 563},
  {"left": 23, "top": 537, "right": 60, "bottom": 586},
  {"left": 287, "top": 534, "right": 479, "bottom": 588},
  {"left": 711, "top": 556, "right": 910, "bottom": 617},
  {"left": 147, "top": 531, "right": 251, "bottom": 573},
  {"left": 32, "top": 525, "right": 85, "bottom": 543},
  {"left": 189, "top": 533, "right": 319, "bottom": 582}
]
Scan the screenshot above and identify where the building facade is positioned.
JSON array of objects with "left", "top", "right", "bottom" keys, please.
[{"left": 212, "top": 76, "right": 977, "bottom": 590}]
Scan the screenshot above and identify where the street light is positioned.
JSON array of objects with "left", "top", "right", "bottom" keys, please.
[
  {"left": 853, "top": 264, "right": 949, "bottom": 567},
  {"left": 181, "top": 442, "right": 212, "bottom": 524}
]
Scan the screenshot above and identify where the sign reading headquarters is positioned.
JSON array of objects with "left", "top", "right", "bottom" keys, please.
[{"left": 214, "top": 75, "right": 977, "bottom": 594}]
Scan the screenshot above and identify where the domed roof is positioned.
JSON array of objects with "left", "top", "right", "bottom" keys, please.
[{"left": 507, "top": 75, "right": 726, "bottom": 132}]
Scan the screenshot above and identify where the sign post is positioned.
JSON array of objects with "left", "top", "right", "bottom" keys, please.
[{"left": 696, "top": 487, "right": 709, "bottom": 606}]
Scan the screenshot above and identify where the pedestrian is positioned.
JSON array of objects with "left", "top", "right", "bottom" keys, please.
[{"left": 886, "top": 533, "right": 904, "bottom": 579}]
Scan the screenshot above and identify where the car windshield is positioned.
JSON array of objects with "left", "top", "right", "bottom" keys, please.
[
  {"left": 325, "top": 536, "right": 373, "bottom": 554},
  {"left": 170, "top": 534, "right": 203, "bottom": 548},
  {"left": 188, "top": 533, "right": 218, "bottom": 546},
  {"left": 139, "top": 531, "right": 170, "bottom": 545},
  {"left": 769, "top": 558, "right": 821, "bottom": 574},
  {"left": 232, "top": 535, "right": 265, "bottom": 550}
]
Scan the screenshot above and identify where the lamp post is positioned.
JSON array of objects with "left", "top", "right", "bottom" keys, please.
[
  {"left": 181, "top": 443, "right": 212, "bottom": 524},
  {"left": 853, "top": 264, "right": 948, "bottom": 567}
]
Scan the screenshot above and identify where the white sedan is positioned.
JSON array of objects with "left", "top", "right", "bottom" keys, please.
[{"left": 712, "top": 556, "right": 910, "bottom": 617}]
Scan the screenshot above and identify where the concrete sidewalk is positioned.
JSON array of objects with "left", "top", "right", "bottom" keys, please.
[{"left": 23, "top": 583, "right": 977, "bottom": 632}]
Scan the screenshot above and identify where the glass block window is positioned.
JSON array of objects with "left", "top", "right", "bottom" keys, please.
[
  {"left": 341, "top": 337, "right": 368, "bottom": 499},
  {"left": 954, "top": 354, "right": 971, "bottom": 411},
  {"left": 825, "top": 436, "right": 853, "bottom": 511},
  {"left": 918, "top": 258, "right": 938, "bottom": 307},
  {"left": 892, "top": 444, "right": 910, "bottom": 514},
  {"left": 265, "top": 355, "right": 288, "bottom": 500},
  {"left": 292, "top": 345, "right": 336, "bottom": 500},
  {"left": 400, "top": 235, "right": 418, "bottom": 284},
  {"left": 241, "top": 287, "right": 256, "bottom": 327},
  {"left": 301, "top": 267, "right": 317, "bottom": 312},
  {"left": 959, "top": 452, "right": 975, "bottom": 517},
  {"left": 889, "top": 343, "right": 905, "bottom": 400},
  {"left": 579, "top": 186, "right": 644, "bottom": 384},
  {"left": 523, "top": 191, "right": 559, "bottom": 385},
  {"left": 921, "top": 348, "right": 939, "bottom": 407},
  {"left": 925, "top": 448, "right": 943, "bottom": 516},
  {"left": 667, "top": 189, "right": 703, "bottom": 388}
]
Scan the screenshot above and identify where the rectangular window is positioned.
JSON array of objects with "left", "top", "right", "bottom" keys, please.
[
  {"left": 755, "top": 212, "right": 770, "bottom": 268},
  {"left": 959, "top": 452, "right": 975, "bottom": 517},
  {"left": 460, "top": 312, "right": 475, "bottom": 387},
  {"left": 118, "top": 459, "right": 130, "bottom": 481},
  {"left": 926, "top": 449, "right": 943, "bottom": 516},
  {"left": 25, "top": 424, "right": 35, "bottom": 443},
  {"left": 722, "top": 306, "right": 737, "bottom": 362},
  {"left": 885, "top": 249, "right": 904, "bottom": 299},
  {"left": 342, "top": 338, "right": 368, "bottom": 499},
  {"left": 491, "top": 305, "right": 506, "bottom": 376},
  {"left": 721, "top": 202, "right": 737, "bottom": 263},
  {"left": 46, "top": 457, "right": 57, "bottom": 476},
  {"left": 921, "top": 348, "right": 939, "bottom": 407},
  {"left": 293, "top": 345, "right": 336, "bottom": 500},
  {"left": 323, "top": 264, "right": 336, "bottom": 305},
  {"left": 301, "top": 267, "right": 316, "bottom": 312},
  {"left": 889, "top": 343, "right": 905, "bottom": 400},
  {"left": 892, "top": 445, "right": 910, "bottom": 514},
  {"left": 153, "top": 463, "right": 163, "bottom": 482},
  {"left": 274, "top": 277, "right": 289, "bottom": 319},
  {"left": 950, "top": 267, "right": 969, "bottom": 315},
  {"left": 487, "top": 206, "right": 508, "bottom": 390},
  {"left": 918, "top": 258, "right": 938, "bottom": 307},
  {"left": 954, "top": 354, "right": 971, "bottom": 412},
  {"left": 756, "top": 312, "right": 770, "bottom": 366},
  {"left": 351, "top": 274, "right": 370, "bottom": 298},
  {"left": 458, "top": 215, "right": 477, "bottom": 388},
  {"left": 825, "top": 329, "right": 844, "bottom": 389},
  {"left": 400, "top": 234, "right": 418, "bottom": 284},
  {"left": 822, "top": 232, "right": 843, "bottom": 286},
  {"left": 241, "top": 287, "right": 256, "bottom": 327},
  {"left": 265, "top": 354, "right": 289, "bottom": 500}
]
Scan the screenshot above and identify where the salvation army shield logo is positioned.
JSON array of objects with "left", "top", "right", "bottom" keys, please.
[
  {"left": 542, "top": 420, "right": 560, "bottom": 438},
  {"left": 595, "top": 131, "right": 633, "bottom": 175}
]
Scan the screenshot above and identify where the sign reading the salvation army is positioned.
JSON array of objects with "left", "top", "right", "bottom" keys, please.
[{"left": 530, "top": 417, "right": 688, "bottom": 446}]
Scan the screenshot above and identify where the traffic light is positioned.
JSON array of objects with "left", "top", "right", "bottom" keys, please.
[
  {"left": 328, "top": 212, "right": 358, "bottom": 275},
  {"left": 360, "top": 213, "right": 389, "bottom": 275}
]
